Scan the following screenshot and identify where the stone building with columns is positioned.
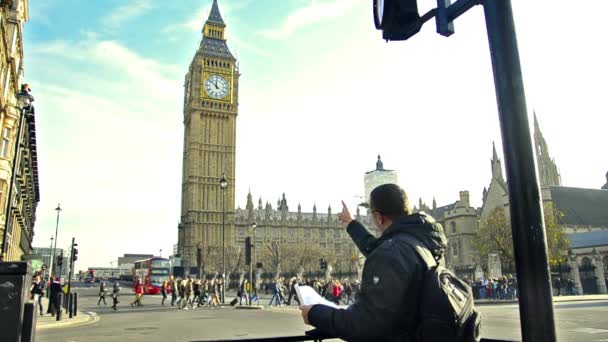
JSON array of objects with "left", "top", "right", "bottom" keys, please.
[{"left": 0, "top": 0, "right": 40, "bottom": 262}]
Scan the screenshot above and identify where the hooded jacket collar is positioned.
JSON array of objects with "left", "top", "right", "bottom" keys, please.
[{"left": 380, "top": 212, "right": 447, "bottom": 260}]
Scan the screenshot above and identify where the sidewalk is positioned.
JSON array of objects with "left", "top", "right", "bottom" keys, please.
[
  {"left": 474, "top": 294, "right": 608, "bottom": 305},
  {"left": 35, "top": 297, "right": 98, "bottom": 330}
]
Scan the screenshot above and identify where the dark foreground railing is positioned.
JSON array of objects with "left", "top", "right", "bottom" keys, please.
[{"left": 192, "top": 331, "right": 517, "bottom": 342}]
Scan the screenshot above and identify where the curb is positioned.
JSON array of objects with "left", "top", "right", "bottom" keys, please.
[
  {"left": 474, "top": 296, "right": 608, "bottom": 306},
  {"left": 36, "top": 311, "right": 99, "bottom": 330},
  {"left": 235, "top": 305, "right": 265, "bottom": 310}
]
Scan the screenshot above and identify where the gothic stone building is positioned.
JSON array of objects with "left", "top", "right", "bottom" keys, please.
[
  {"left": 416, "top": 113, "right": 608, "bottom": 293},
  {"left": 234, "top": 192, "right": 372, "bottom": 275}
]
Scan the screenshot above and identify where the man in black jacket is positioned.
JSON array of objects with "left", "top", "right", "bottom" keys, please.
[{"left": 300, "top": 184, "right": 447, "bottom": 341}]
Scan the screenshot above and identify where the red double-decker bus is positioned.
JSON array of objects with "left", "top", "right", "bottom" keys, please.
[{"left": 132, "top": 257, "right": 171, "bottom": 295}]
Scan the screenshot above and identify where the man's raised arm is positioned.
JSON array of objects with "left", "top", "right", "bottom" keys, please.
[{"left": 338, "top": 201, "right": 379, "bottom": 257}]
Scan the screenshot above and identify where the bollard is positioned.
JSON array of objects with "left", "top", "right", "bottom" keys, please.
[
  {"left": 22, "top": 302, "right": 37, "bottom": 342},
  {"left": 0, "top": 262, "right": 32, "bottom": 342},
  {"left": 56, "top": 292, "right": 63, "bottom": 321},
  {"left": 68, "top": 292, "right": 73, "bottom": 318},
  {"left": 63, "top": 290, "right": 68, "bottom": 311},
  {"left": 73, "top": 292, "right": 78, "bottom": 317}
]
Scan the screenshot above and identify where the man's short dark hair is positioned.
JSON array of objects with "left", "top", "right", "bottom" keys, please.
[{"left": 369, "top": 183, "right": 411, "bottom": 221}]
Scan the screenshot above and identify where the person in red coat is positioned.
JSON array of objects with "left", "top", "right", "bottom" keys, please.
[{"left": 130, "top": 279, "right": 144, "bottom": 307}]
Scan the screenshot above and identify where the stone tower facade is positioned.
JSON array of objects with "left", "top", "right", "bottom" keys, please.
[
  {"left": 363, "top": 155, "right": 398, "bottom": 205},
  {"left": 534, "top": 113, "right": 561, "bottom": 188},
  {"left": 178, "top": 0, "right": 239, "bottom": 269}
]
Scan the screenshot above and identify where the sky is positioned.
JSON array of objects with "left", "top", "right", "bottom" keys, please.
[{"left": 27, "top": 0, "right": 607, "bottom": 270}]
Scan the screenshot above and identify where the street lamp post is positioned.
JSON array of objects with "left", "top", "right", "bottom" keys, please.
[
  {"left": 219, "top": 173, "right": 228, "bottom": 304},
  {"left": 50, "top": 204, "right": 62, "bottom": 278},
  {"left": 0, "top": 85, "right": 34, "bottom": 261},
  {"left": 249, "top": 222, "right": 257, "bottom": 305}
]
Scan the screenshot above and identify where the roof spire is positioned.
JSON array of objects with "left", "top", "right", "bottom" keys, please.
[
  {"left": 376, "top": 155, "right": 384, "bottom": 171},
  {"left": 207, "top": 0, "right": 226, "bottom": 27},
  {"left": 492, "top": 141, "right": 498, "bottom": 161},
  {"left": 533, "top": 110, "right": 540, "bottom": 133}
]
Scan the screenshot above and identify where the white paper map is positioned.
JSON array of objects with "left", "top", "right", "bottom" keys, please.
[{"left": 295, "top": 284, "right": 339, "bottom": 309}]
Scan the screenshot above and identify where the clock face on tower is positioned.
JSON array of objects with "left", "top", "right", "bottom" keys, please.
[{"left": 204, "top": 74, "right": 229, "bottom": 99}]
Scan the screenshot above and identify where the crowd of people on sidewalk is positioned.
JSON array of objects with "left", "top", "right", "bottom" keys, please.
[
  {"left": 122, "top": 275, "right": 225, "bottom": 311},
  {"left": 116, "top": 274, "right": 361, "bottom": 311},
  {"left": 263, "top": 277, "right": 359, "bottom": 306},
  {"left": 471, "top": 275, "right": 519, "bottom": 300}
]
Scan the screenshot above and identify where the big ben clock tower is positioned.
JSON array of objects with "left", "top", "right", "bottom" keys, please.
[{"left": 178, "top": 0, "right": 239, "bottom": 270}]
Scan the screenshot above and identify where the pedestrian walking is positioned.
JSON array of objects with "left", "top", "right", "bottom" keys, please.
[
  {"left": 97, "top": 281, "right": 108, "bottom": 305},
  {"left": 184, "top": 277, "right": 193, "bottom": 309},
  {"left": 286, "top": 277, "right": 300, "bottom": 306},
  {"left": 160, "top": 280, "right": 168, "bottom": 306},
  {"left": 210, "top": 278, "right": 221, "bottom": 307},
  {"left": 130, "top": 278, "right": 144, "bottom": 307},
  {"left": 239, "top": 279, "right": 249, "bottom": 305},
  {"left": 192, "top": 279, "right": 202, "bottom": 307},
  {"left": 49, "top": 276, "right": 62, "bottom": 316},
  {"left": 30, "top": 274, "right": 45, "bottom": 316},
  {"left": 169, "top": 275, "right": 178, "bottom": 306},
  {"left": 554, "top": 277, "right": 562, "bottom": 296},
  {"left": 331, "top": 280, "right": 343, "bottom": 304},
  {"left": 111, "top": 281, "right": 120, "bottom": 310},
  {"left": 268, "top": 279, "right": 282, "bottom": 306}
]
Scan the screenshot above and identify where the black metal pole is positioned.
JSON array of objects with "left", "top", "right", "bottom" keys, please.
[
  {"left": 50, "top": 205, "right": 61, "bottom": 278},
  {"left": 222, "top": 188, "right": 225, "bottom": 304},
  {"left": 67, "top": 237, "right": 75, "bottom": 300},
  {"left": 0, "top": 107, "right": 26, "bottom": 259},
  {"left": 483, "top": 1, "right": 557, "bottom": 341}
]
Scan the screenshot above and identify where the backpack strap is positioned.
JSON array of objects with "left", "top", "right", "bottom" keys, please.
[{"left": 400, "top": 234, "right": 438, "bottom": 270}]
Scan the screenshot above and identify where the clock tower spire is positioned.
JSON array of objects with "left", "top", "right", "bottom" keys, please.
[{"left": 178, "top": 0, "right": 240, "bottom": 270}]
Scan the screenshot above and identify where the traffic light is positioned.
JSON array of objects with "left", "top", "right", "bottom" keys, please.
[
  {"left": 197, "top": 246, "right": 203, "bottom": 267},
  {"left": 73, "top": 248, "right": 78, "bottom": 261},
  {"left": 319, "top": 257, "right": 328, "bottom": 271},
  {"left": 374, "top": 0, "right": 422, "bottom": 41},
  {"left": 245, "top": 237, "right": 252, "bottom": 265},
  {"left": 57, "top": 254, "right": 63, "bottom": 267}
]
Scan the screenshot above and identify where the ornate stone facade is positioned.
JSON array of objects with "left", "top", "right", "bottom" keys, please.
[
  {"left": 178, "top": 0, "right": 239, "bottom": 269},
  {"left": 233, "top": 192, "right": 372, "bottom": 274},
  {"left": 0, "top": 0, "right": 39, "bottom": 262}
]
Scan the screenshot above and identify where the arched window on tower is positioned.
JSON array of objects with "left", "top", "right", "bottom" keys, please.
[{"left": 450, "top": 222, "right": 457, "bottom": 234}]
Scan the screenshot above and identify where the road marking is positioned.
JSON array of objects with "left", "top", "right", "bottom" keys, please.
[{"left": 570, "top": 328, "right": 608, "bottom": 334}]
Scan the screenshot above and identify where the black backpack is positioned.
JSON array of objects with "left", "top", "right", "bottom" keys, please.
[{"left": 402, "top": 235, "right": 482, "bottom": 342}]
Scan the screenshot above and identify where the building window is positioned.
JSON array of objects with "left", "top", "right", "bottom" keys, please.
[
  {"left": 304, "top": 229, "right": 310, "bottom": 240},
  {"left": 319, "top": 230, "right": 326, "bottom": 239},
  {"left": 0, "top": 181, "right": 5, "bottom": 209},
  {"left": 452, "top": 239, "right": 460, "bottom": 258},
  {"left": 1, "top": 127, "right": 10, "bottom": 158},
  {"left": 450, "top": 222, "right": 456, "bottom": 234}
]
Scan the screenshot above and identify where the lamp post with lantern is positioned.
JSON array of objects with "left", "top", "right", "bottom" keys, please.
[{"left": 219, "top": 173, "right": 228, "bottom": 303}]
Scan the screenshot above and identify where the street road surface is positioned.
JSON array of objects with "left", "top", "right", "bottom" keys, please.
[{"left": 38, "top": 284, "right": 608, "bottom": 342}]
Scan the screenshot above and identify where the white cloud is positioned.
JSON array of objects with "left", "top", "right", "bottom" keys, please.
[
  {"left": 258, "top": 0, "right": 365, "bottom": 40},
  {"left": 101, "top": 0, "right": 153, "bottom": 29},
  {"left": 29, "top": 38, "right": 183, "bottom": 271}
]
